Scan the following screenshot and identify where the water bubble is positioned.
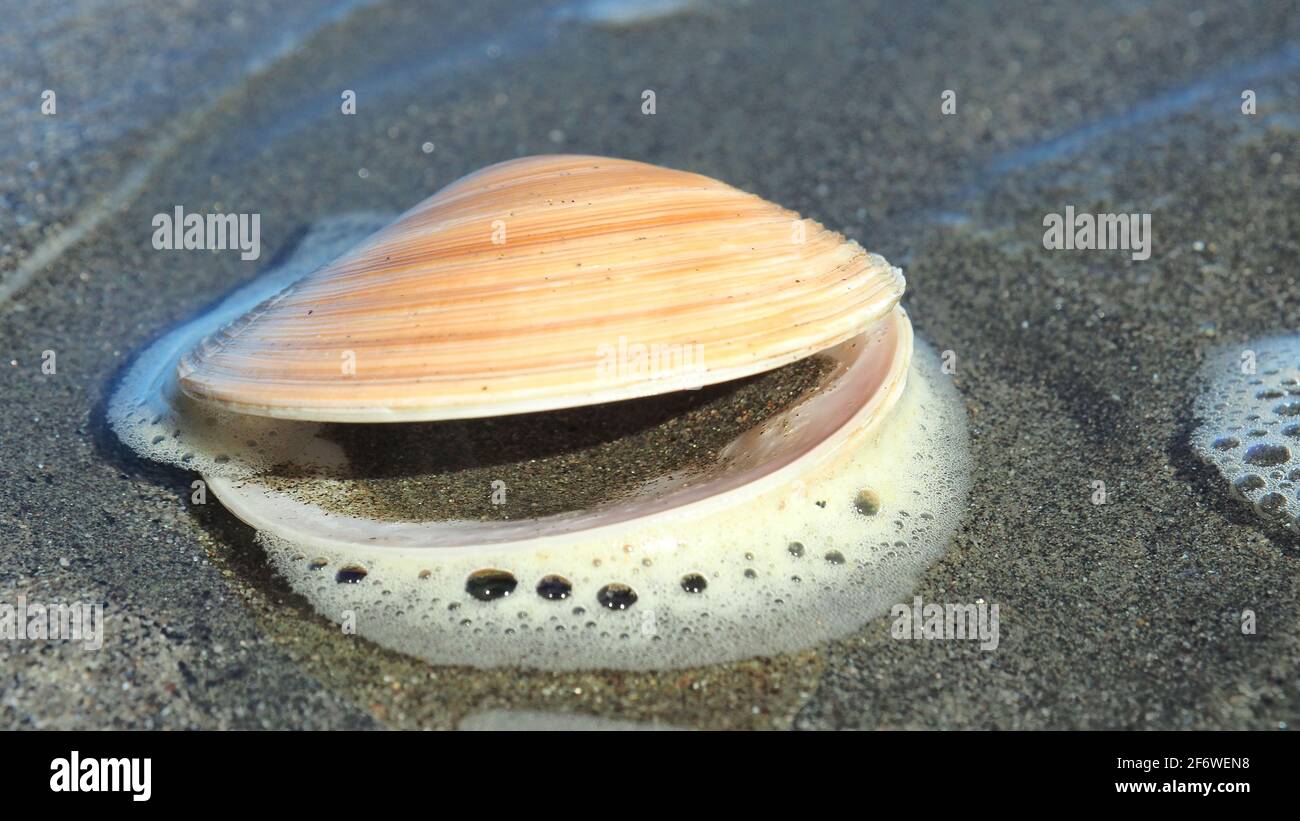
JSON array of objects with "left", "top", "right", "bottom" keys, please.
[
  {"left": 1233, "top": 474, "right": 1265, "bottom": 494},
  {"left": 535, "top": 574, "right": 573, "bottom": 601},
  {"left": 1244, "top": 443, "right": 1290, "bottom": 467},
  {"left": 1258, "top": 492, "right": 1287, "bottom": 514},
  {"left": 336, "top": 565, "right": 368, "bottom": 584},
  {"left": 680, "top": 573, "right": 708, "bottom": 593},
  {"left": 787, "top": 541, "right": 805, "bottom": 557},
  {"left": 854, "top": 489, "right": 881, "bottom": 515},
  {"left": 596, "top": 584, "right": 638, "bottom": 610},
  {"left": 466, "top": 569, "right": 518, "bottom": 601}
]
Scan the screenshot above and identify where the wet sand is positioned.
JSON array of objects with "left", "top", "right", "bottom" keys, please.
[{"left": 2, "top": 0, "right": 1299, "bottom": 729}]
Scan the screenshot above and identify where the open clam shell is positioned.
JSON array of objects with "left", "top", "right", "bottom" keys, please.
[
  {"left": 109, "top": 159, "right": 972, "bottom": 671},
  {"left": 203, "top": 307, "right": 912, "bottom": 554},
  {"left": 177, "top": 155, "right": 905, "bottom": 422}
]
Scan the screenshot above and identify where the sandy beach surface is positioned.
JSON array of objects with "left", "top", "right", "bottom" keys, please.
[{"left": 2, "top": 0, "right": 1298, "bottom": 729}]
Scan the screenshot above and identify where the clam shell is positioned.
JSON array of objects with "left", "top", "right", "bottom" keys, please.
[
  {"left": 202, "top": 307, "right": 913, "bottom": 553},
  {"left": 178, "top": 155, "right": 904, "bottom": 422}
]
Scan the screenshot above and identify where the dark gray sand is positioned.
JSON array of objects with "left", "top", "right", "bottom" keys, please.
[{"left": 2, "top": 0, "right": 1299, "bottom": 729}]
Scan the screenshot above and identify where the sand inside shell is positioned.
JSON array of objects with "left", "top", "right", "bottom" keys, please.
[{"left": 258, "top": 355, "right": 833, "bottom": 522}]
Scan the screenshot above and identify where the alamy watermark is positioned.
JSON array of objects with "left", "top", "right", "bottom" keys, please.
[
  {"left": 152, "top": 206, "right": 261, "bottom": 261},
  {"left": 891, "top": 595, "right": 999, "bottom": 651},
  {"left": 1042, "top": 206, "right": 1151, "bottom": 261},
  {"left": 0, "top": 594, "right": 103, "bottom": 650},
  {"left": 50, "top": 751, "right": 150, "bottom": 801},
  {"left": 596, "top": 336, "right": 707, "bottom": 388}
]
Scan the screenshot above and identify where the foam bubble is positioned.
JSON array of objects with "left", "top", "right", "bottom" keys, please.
[{"left": 1192, "top": 334, "right": 1300, "bottom": 533}]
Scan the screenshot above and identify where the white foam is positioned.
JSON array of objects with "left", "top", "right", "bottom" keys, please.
[
  {"left": 1192, "top": 334, "right": 1300, "bottom": 532},
  {"left": 245, "top": 340, "right": 969, "bottom": 670},
  {"left": 109, "top": 214, "right": 973, "bottom": 671}
]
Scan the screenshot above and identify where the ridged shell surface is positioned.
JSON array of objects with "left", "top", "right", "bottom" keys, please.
[{"left": 178, "top": 155, "right": 905, "bottom": 421}]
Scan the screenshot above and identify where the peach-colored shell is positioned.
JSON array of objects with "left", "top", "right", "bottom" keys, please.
[{"left": 178, "top": 155, "right": 905, "bottom": 422}]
